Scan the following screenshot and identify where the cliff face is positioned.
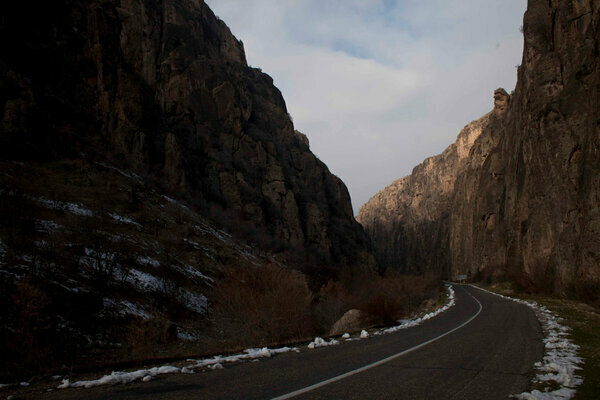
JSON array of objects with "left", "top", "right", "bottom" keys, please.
[
  {"left": 357, "top": 103, "right": 496, "bottom": 275},
  {"left": 0, "top": 0, "right": 373, "bottom": 268},
  {"left": 359, "top": 0, "right": 600, "bottom": 292}
]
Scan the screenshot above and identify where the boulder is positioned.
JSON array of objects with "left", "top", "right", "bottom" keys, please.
[{"left": 329, "top": 309, "right": 365, "bottom": 337}]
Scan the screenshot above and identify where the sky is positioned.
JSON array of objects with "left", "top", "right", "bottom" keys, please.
[{"left": 205, "top": 0, "right": 527, "bottom": 214}]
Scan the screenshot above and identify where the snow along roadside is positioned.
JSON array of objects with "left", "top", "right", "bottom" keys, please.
[
  {"left": 375, "top": 284, "right": 456, "bottom": 335},
  {"left": 56, "top": 285, "right": 456, "bottom": 390},
  {"left": 305, "top": 284, "right": 456, "bottom": 348},
  {"left": 470, "top": 285, "right": 583, "bottom": 400},
  {"left": 57, "top": 346, "right": 299, "bottom": 389}
]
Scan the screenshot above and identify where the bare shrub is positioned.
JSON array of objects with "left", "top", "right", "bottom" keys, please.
[
  {"left": 312, "top": 280, "right": 357, "bottom": 332},
  {"left": 152, "top": 268, "right": 190, "bottom": 320},
  {"left": 313, "top": 271, "right": 440, "bottom": 332},
  {"left": 475, "top": 265, "right": 498, "bottom": 284},
  {"left": 357, "top": 272, "right": 440, "bottom": 327},
  {"left": 510, "top": 258, "right": 556, "bottom": 295},
  {"left": 569, "top": 277, "right": 600, "bottom": 306},
  {"left": 211, "top": 263, "right": 314, "bottom": 347},
  {"left": 528, "top": 259, "right": 556, "bottom": 294},
  {"left": 2, "top": 281, "right": 52, "bottom": 378},
  {"left": 126, "top": 317, "right": 177, "bottom": 359},
  {"left": 81, "top": 244, "right": 118, "bottom": 288}
]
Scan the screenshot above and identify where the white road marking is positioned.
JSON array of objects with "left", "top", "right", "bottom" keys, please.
[{"left": 271, "top": 286, "right": 483, "bottom": 400}]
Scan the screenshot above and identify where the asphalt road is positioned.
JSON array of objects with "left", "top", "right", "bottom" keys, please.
[{"left": 45, "top": 285, "right": 544, "bottom": 400}]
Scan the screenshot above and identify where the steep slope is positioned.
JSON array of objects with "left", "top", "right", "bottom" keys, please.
[
  {"left": 359, "top": 0, "right": 600, "bottom": 295},
  {"left": 0, "top": 158, "right": 273, "bottom": 378},
  {"left": 0, "top": 0, "right": 377, "bottom": 379},
  {"left": 0, "top": 0, "right": 373, "bottom": 270}
]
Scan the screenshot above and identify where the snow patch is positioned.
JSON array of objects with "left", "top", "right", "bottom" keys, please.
[
  {"left": 177, "top": 328, "right": 201, "bottom": 341},
  {"left": 34, "top": 240, "right": 49, "bottom": 248},
  {"left": 172, "top": 263, "right": 214, "bottom": 284},
  {"left": 33, "top": 197, "right": 93, "bottom": 216},
  {"left": 162, "top": 195, "right": 189, "bottom": 210},
  {"left": 58, "top": 366, "right": 181, "bottom": 389},
  {"left": 95, "top": 162, "right": 143, "bottom": 183},
  {"left": 112, "top": 268, "right": 207, "bottom": 314},
  {"left": 136, "top": 256, "right": 160, "bottom": 268},
  {"left": 181, "top": 289, "right": 207, "bottom": 314},
  {"left": 34, "top": 219, "right": 62, "bottom": 234},
  {"left": 114, "top": 299, "right": 151, "bottom": 319},
  {"left": 511, "top": 388, "right": 577, "bottom": 400},
  {"left": 124, "top": 269, "right": 163, "bottom": 292},
  {"left": 307, "top": 337, "right": 339, "bottom": 349},
  {"left": 193, "top": 224, "right": 258, "bottom": 263},
  {"left": 110, "top": 213, "right": 141, "bottom": 227},
  {"left": 187, "top": 346, "right": 299, "bottom": 369},
  {"left": 473, "top": 286, "right": 583, "bottom": 400},
  {"left": 360, "top": 330, "right": 369, "bottom": 338},
  {"left": 58, "top": 345, "right": 299, "bottom": 390}
]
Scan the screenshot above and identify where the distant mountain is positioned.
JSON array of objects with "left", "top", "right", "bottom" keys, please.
[{"left": 359, "top": 0, "right": 599, "bottom": 297}]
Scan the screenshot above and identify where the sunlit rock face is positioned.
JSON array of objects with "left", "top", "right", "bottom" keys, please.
[
  {"left": 357, "top": 107, "right": 493, "bottom": 277},
  {"left": 359, "top": 0, "right": 600, "bottom": 291},
  {"left": 0, "top": 0, "right": 374, "bottom": 269}
]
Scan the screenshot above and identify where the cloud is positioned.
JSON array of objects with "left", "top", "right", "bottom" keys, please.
[
  {"left": 262, "top": 47, "right": 423, "bottom": 122},
  {"left": 206, "top": 0, "right": 527, "bottom": 213}
]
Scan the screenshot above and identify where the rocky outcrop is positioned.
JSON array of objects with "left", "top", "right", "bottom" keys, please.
[
  {"left": 329, "top": 309, "right": 365, "bottom": 336},
  {"left": 359, "top": 0, "right": 600, "bottom": 292},
  {"left": 0, "top": 0, "right": 373, "bottom": 269}
]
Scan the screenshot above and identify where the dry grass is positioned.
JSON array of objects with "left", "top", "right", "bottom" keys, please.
[
  {"left": 211, "top": 263, "right": 314, "bottom": 347},
  {"left": 312, "top": 280, "right": 358, "bottom": 332},
  {"left": 125, "top": 317, "right": 178, "bottom": 359},
  {"left": 313, "top": 271, "right": 441, "bottom": 331},
  {"left": 211, "top": 266, "right": 442, "bottom": 349},
  {"left": 478, "top": 257, "right": 598, "bottom": 308},
  {"left": 2, "top": 281, "right": 53, "bottom": 376},
  {"left": 358, "top": 272, "right": 441, "bottom": 327}
]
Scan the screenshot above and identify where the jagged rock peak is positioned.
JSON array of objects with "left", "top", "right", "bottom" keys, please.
[{"left": 493, "top": 88, "right": 510, "bottom": 113}]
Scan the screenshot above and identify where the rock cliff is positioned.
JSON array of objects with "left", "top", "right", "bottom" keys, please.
[
  {"left": 357, "top": 103, "right": 496, "bottom": 276},
  {"left": 359, "top": 0, "right": 600, "bottom": 293},
  {"left": 0, "top": 0, "right": 373, "bottom": 269}
]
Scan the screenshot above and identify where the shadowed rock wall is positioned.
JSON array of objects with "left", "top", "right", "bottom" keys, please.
[{"left": 0, "top": 0, "right": 374, "bottom": 269}]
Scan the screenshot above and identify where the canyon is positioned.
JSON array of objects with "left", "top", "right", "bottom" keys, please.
[{"left": 359, "top": 0, "right": 600, "bottom": 295}]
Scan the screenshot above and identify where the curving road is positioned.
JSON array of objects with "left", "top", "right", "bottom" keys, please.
[{"left": 46, "top": 285, "right": 544, "bottom": 400}]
